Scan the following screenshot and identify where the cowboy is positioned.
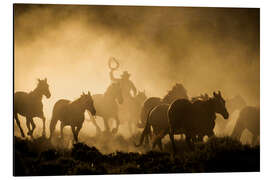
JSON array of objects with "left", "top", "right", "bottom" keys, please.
[{"left": 110, "top": 70, "right": 137, "bottom": 99}]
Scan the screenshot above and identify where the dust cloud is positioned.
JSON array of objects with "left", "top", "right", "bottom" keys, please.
[{"left": 14, "top": 4, "right": 259, "bottom": 147}]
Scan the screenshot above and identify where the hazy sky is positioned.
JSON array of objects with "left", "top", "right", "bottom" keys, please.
[{"left": 14, "top": 4, "right": 260, "bottom": 121}]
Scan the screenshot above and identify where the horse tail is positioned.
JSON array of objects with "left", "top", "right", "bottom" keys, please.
[{"left": 134, "top": 109, "right": 152, "bottom": 147}]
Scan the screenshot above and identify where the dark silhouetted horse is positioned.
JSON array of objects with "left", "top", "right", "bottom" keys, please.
[
  {"left": 135, "top": 103, "right": 170, "bottom": 150},
  {"left": 49, "top": 92, "right": 96, "bottom": 142},
  {"left": 91, "top": 82, "right": 123, "bottom": 134},
  {"left": 231, "top": 106, "right": 259, "bottom": 146},
  {"left": 167, "top": 91, "right": 229, "bottom": 154},
  {"left": 136, "top": 83, "right": 188, "bottom": 145},
  {"left": 136, "top": 91, "right": 229, "bottom": 153},
  {"left": 14, "top": 78, "right": 51, "bottom": 138},
  {"left": 138, "top": 83, "right": 188, "bottom": 128}
]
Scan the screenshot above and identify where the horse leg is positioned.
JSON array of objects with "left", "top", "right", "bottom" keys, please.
[
  {"left": 144, "top": 129, "right": 151, "bottom": 146},
  {"left": 169, "top": 128, "right": 176, "bottom": 155},
  {"left": 186, "top": 134, "right": 193, "bottom": 144},
  {"left": 103, "top": 118, "right": 110, "bottom": 133},
  {"left": 60, "top": 122, "right": 64, "bottom": 139},
  {"left": 151, "top": 129, "right": 159, "bottom": 149},
  {"left": 49, "top": 117, "right": 58, "bottom": 140},
  {"left": 26, "top": 117, "right": 32, "bottom": 136},
  {"left": 146, "top": 126, "right": 153, "bottom": 146},
  {"left": 112, "top": 115, "right": 120, "bottom": 134},
  {"left": 92, "top": 117, "right": 101, "bottom": 135},
  {"left": 14, "top": 113, "right": 25, "bottom": 138},
  {"left": 71, "top": 126, "right": 77, "bottom": 143},
  {"left": 152, "top": 136, "right": 158, "bottom": 150},
  {"left": 251, "top": 135, "right": 258, "bottom": 146},
  {"left": 41, "top": 114, "right": 46, "bottom": 137},
  {"left": 231, "top": 125, "right": 243, "bottom": 142},
  {"left": 75, "top": 124, "right": 82, "bottom": 143},
  {"left": 157, "top": 138, "right": 163, "bottom": 151},
  {"left": 29, "top": 117, "right": 36, "bottom": 138},
  {"left": 153, "top": 129, "right": 167, "bottom": 151}
]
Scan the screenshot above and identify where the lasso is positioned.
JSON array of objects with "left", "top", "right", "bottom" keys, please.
[{"left": 108, "top": 57, "right": 120, "bottom": 70}]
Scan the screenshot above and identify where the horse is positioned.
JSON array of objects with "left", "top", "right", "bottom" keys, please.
[
  {"left": 14, "top": 78, "right": 51, "bottom": 138},
  {"left": 135, "top": 92, "right": 227, "bottom": 150},
  {"left": 119, "top": 90, "right": 147, "bottom": 135},
  {"left": 135, "top": 103, "right": 170, "bottom": 150},
  {"left": 91, "top": 82, "right": 123, "bottom": 134},
  {"left": 49, "top": 92, "right": 96, "bottom": 142},
  {"left": 138, "top": 83, "right": 188, "bottom": 128},
  {"left": 135, "top": 93, "right": 205, "bottom": 149},
  {"left": 231, "top": 106, "right": 259, "bottom": 146},
  {"left": 167, "top": 91, "right": 229, "bottom": 154},
  {"left": 214, "top": 95, "right": 246, "bottom": 136},
  {"left": 136, "top": 83, "right": 188, "bottom": 145}
]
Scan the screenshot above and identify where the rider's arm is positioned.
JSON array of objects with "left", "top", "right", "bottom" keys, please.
[{"left": 110, "top": 70, "right": 120, "bottom": 82}]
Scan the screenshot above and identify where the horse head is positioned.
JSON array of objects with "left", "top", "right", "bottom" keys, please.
[
  {"left": 212, "top": 91, "right": 229, "bottom": 119},
  {"left": 80, "top": 91, "right": 96, "bottom": 116},
  {"left": 37, "top": 78, "right": 51, "bottom": 98},
  {"left": 135, "top": 90, "right": 147, "bottom": 103}
]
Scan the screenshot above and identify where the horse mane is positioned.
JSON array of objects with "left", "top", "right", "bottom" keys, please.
[
  {"left": 70, "top": 95, "right": 83, "bottom": 105},
  {"left": 162, "top": 83, "right": 188, "bottom": 104},
  {"left": 191, "top": 96, "right": 217, "bottom": 116},
  {"left": 192, "top": 96, "right": 213, "bottom": 105},
  {"left": 28, "top": 81, "right": 44, "bottom": 98}
]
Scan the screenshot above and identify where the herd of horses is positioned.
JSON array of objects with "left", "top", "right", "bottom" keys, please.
[{"left": 14, "top": 78, "right": 260, "bottom": 155}]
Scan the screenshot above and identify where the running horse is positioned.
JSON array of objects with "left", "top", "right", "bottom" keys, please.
[
  {"left": 231, "top": 106, "right": 259, "bottom": 146},
  {"left": 136, "top": 83, "right": 188, "bottom": 145},
  {"left": 136, "top": 91, "right": 229, "bottom": 153},
  {"left": 14, "top": 78, "right": 51, "bottom": 138},
  {"left": 167, "top": 91, "right": 229, "bottom": 155},
  {"left": 91, "top": 82, "right": 123, "bottom": 134},
  {"left": 123, "top": 90, "right": 147, "bottom": 135},
  {"left": 138, "top": 83, "right": 188, "bottom": 128},
  {"left": 135, "top": 93, "right": 209, "bottom": 150},
  {"left": 49, "top": 92, "right": 96, "bottom": 142}
]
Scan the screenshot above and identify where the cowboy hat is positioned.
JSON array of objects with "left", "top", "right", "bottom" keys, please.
[{"left": 121, "top": 71, "right": 131, "bottom": 78}]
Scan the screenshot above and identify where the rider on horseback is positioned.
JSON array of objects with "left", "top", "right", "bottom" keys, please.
[
  {"left": 110, "top": 70, "right": 137, "bottom": 98},
  {"left": 108, "top": 57, "right": 137, "bottom": 99},
  {"left": 108, "top": 57, "right": 138, "bottom": 135}
]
